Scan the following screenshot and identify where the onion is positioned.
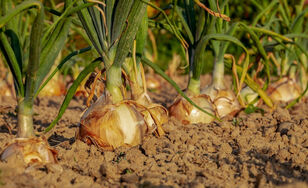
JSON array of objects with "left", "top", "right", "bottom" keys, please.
[
  {"left": 1, "top": 138, "right": 57, "bottom": 164},
  {"left": 146, "top": 75, "right": 161, "bottom": 91},
  {"left": 0, "top": 81, "right": 13, "bottom": 97},
  {"left": 268, "top": 77, "right": 301, "bottom": 103},
  {"left": 202, "top": 85, "right": 240, "bottom": 118},
  {"left": 240, "top": 86, "right": 259, "bottom": 106},
  {"left": 169, "top": 94, "right": 215, "bottom": 125},
  {"left": 79, "top": 95, "right": 159, "bottom": 150},
  {"left": 126, "top": 93, "right": 168, "bottom": 137},
  {"left": 39, "top": 76, "right": 66, "bottom": 97}
]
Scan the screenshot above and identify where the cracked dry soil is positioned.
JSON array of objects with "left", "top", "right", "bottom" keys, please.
[{"left": 0, "top": 76, "right": 308, "bottom": 188}]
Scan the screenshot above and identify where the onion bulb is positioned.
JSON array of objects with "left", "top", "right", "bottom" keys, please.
[
  {"left": 146, "top": 75, "right": 161, "bottom": 91},
  {"left": 1, "top": 137, "right": 57, "bottom": 164},
  {"left": 169, "top": 94, "right": 215, "bottom": 125},
  {"left": 134, "top": 93, "right": 168, "bottom": 136},
  {"left": 0, "top": 81, "right": 13, "bottom": 97},
  {"left": 79, "top": 94, "right": 166, "bottom": 150},
  {"left": 39, "top": 76, "right": 66, "bottom": 97},
  {"left": 0, "top": 72, "right": 14, "bottom": 97},
  {"left": 240, "top": 86, "right": 259, "bottom": 106},
  {"left": 268, "top": 77, "right": 301, "bottom": 103},
  {"left": 202, "top": 86, "right": 240, "bottom": 118}
]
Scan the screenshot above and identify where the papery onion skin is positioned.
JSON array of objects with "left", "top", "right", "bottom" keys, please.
[
  {"left": 202, "top": 86, "right": 240, "bottom": 118},
  {"left": 0, "top": 81, "right": 13, "bottom": 97},
  {"left": 240, "top": 86, "right": 259, "bottom": 106},
  {"left": 39, "top": 78, "right": 66, "bottom": 97},
  {"left": 212, "top": 90, "right": 240, "bottom": 118},
  {"left": 139, "top": 104, "right": 168, "bottom": 136},
  {"left": 146, "top": 75, "right": 161, "bottom": 91},
  {"left": 80, "top": 98, "right": 149, "bottom": 150},
  {"left": 169, "top": 95, "right": 215, "bottom": 125},
  {"left": 268, "top": 77, "right": 301, "bottom": 103},
  {"left": 1, "top": 137, "right": 57, "bottom": 164}
]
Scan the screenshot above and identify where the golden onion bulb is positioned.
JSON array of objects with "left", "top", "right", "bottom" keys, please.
[
  {"left": 79, "top": 96, "right": 150, "bottom": 150},
  {"left": 1, "top": 138, "right": 57, "bottom": 164},
  {"left": 146, "top": 75, "right": 161, "bottom": 91},
  {"left": 268, "top": 77, "right": 301, "bottom": 103},
  {"left": 169, "top": 95, "right": 215, "bottom": 125},
  {"left": 240, "top": 86, "right": 259, "bottom": 106},
  {"left": 202, "top": 86, "right": 240, "bottom": 118},
  {"left": 0, "top": 73, "right": 14, "bottom": 97},
  {"left": 138, "top": 104, "right": 168, "bottom": 136},
  {"left": 0, "top": 81, "right": 13, "bottom": 97},
  {"left": 133, "top": 92, "right": 168, "bottom": 136},
  {"left": 39, "top": 77, "right": 66, "bottom": 97}
]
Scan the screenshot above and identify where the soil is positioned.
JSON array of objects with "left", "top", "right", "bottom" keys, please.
[{"left": 0, "top": 75, "right": 308, "bottom": 188}]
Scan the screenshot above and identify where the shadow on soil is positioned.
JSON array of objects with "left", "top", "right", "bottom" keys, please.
[{"left": 247, "top": 149, "right": 308, "bottom": 186}]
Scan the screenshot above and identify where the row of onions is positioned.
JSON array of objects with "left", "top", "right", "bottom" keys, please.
[{"left": 0, "top": 0, "right": 307, "bottom": 166}]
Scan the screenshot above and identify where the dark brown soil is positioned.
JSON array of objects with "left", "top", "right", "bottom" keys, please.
[{"left": 0, "top": 75, "right": 308, "bottom": 188}]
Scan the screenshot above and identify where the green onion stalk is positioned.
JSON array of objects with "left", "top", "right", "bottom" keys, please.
[
  {"left": 76, "top": 0, "right": 148, "bottom": 104},
  {"left": 39, "top": 53, "right": 66, "bottom": 97},
  {"left": 125, "top": 13, "right": 168, "bottom": 136},
  {"left": 123, "top": 12, "right": 164, "bottom": 108},
  {"left": 123, "top": 13, "right": 148, "bottom": 103},
  {"left": 290, "top": 0, "right": 308, "bottom": 100},
  {"left": 290, "top": 0, "right": 308, "bottom": 95},
  {"left": 0, "top": 0, "right": 88, "bottom": 164},
  {"left": 107, "top": 1, "right": 150, "bottom": 104}
]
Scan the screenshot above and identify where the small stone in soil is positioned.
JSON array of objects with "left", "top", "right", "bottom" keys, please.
[{"left": 277, "top": 121, "right": 293, "bottom": 136}]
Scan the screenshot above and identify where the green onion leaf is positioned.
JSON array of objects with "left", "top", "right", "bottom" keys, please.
[{"left": 44, "top": 58, "right": 102, "bottom": 133}]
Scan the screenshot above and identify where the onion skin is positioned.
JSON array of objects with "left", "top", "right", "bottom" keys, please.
[
  {"left": 39, "top": 77, "right": 66, "bottom": 97},
  {"left": 240, "top": 86, "right": 259, "bottom": 106},
  {"left": 146, "top": 75, "right": 161, "bottom": 91},
  {"left": 202, "top": 86, "right": 240, "bottom": 118},
  {"left": 80, "top": 97, "right": 150, "bottom": 150},
  {"left": 138, "top": 104, "right": 168, "bottom": 136},
  {"left": 80, "top": 85, "right": 168, "bottom": 150},
  {"left": 130, "top": 90, "right": 168, "bottom": 137},
  {"left": 268, "top": 77, "right": 301, "bottom": 103},
  {"left": 0, "top": 81, "right": 13, "bottom": 97},
  {"left": 169, "top": 95, "right": 215, "bottom": 125},
  {"left": 1, "top": 137, "right": 57, "bottom": 164},
  {"left": 211, "top": 90, "right": 240, "bottom": 118}
]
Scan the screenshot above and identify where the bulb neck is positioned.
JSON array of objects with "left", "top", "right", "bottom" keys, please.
[
  {"left": 17, "top": 97, "right": 34, "bottom": 138},
  {"left": 106, "top": 66, "right": 124, "bottom": 103},
  {"left": 187, "top": 78, "right": 200, "bottom": 95},
  {"left": 212, "top": 57, "right": 225, "bottom": 88}
]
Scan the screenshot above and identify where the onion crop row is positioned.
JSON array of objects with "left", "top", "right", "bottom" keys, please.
[{"left": 0, "top": 0, "right": 307, "bottom": 166}]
